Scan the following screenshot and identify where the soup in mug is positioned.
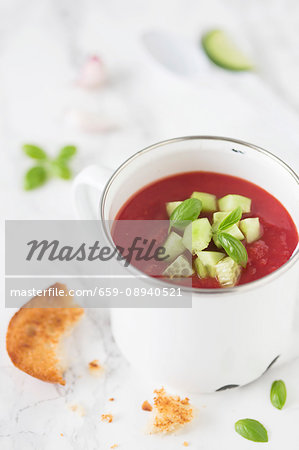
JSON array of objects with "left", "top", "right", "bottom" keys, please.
[{"left": 112, "top": 172, "right": 298, "bottom": 288}]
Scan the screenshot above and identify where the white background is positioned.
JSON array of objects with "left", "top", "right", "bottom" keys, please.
[{"left": 1, "top": 0, "right": 299, "bottom": 448}]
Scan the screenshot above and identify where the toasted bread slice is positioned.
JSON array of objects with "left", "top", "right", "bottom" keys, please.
[{"left": 6, "top": 283, "right": 84, "bottom": 385}]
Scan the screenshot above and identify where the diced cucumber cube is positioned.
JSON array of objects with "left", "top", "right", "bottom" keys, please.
[
  {"left": 240, "top": 218, "right": 261, "bottom": 244},
  {"left": 166, "top": 201, "right": 183, "bottom": 217},
  {"left": 191, "top": 192, "right": 217, "bottom": 212},
  {"left": 218, "top": 194, "right": 251, "bottom": 213},
  {"left": 163, "top": 254, "right": 194, "bottom": 278},
  {"left": 182, "top": 218, "right": 212, "bottom": 254},
  {"left": 194, "top": 258, "right": 208, "bottom": 278},
  {"left": 212, "top": 211, "right": 244, "bottom": 247},
  {"left": 195, "top": 251, "right": 225, "bottom": 278},
  {"left": 215, "top": 256, "right": 241, "bottom": 287},
  {"left": 162, "top": 231, "right": 186, "bottom": 262}
]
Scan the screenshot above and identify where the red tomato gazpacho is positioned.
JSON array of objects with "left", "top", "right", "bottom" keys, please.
[{"left": 113, "top": 172, "right": 298, "bottom": 288}]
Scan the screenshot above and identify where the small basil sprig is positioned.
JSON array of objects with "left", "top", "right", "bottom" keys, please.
[
  {"left": 235, "top": 419, "right": 268, "bottom": 442},
  {"left": 169, "top": 198, "right": 202, "bottom": 231},
  {"left": 218, "top": 206, "right": 242, "bottom": 231},
  {"left": 214, "top": 207, "right": 248, "bottom": 267},
  {"left": 270, "top": 380, "right": 287, "bottom": 410},
  {"left": 23, "top": 144, "right": 77, "bottom": 190}
]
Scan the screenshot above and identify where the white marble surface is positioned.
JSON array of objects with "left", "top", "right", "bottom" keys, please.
[{"left": 1, "top": 0, "right": 299, "bottom": 448}]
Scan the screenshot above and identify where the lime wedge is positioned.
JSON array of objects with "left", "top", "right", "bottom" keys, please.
[{"left": 202, "top": 29, "right": 253, "bottom": 71}]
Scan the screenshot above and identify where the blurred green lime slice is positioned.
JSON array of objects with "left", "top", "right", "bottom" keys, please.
[{"left": 202, "top": 29, "right": 253, "bottom": 71}]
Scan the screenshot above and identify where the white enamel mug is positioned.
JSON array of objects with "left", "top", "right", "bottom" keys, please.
[{"left": 73, "top": 136, "right": 299, "bottom": 393}]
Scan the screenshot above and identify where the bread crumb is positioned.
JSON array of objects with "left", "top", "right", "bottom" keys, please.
[
  {"left": 183, "top": 442, "right": 189, "bottom": 447},
  {"left": 142, "top": 400, "right": 153, "bottom": 412},
  {"left": 109, "top": 397, "right": 115, "bottom": 402},
  {"left": 151, "top": 388, "right": 193, "bottom": 433},
  {"left": 101, "top": 413, "right": 113, "bottom": 423},
  {"left": 69, "top": 403, "right": 86, "bottom": 417},
  {"left": 110, "top": 445, "right": 118, "bottom": 449},
  {"left": 60, "top": 433, "right": 64, "bottom": 437},
  {"left": 88, "top": 359, "right": 102, "bottom": 376}
]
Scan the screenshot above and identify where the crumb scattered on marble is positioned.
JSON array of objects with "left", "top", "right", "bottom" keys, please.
[
  {"left": 151, "top": 387, "right": 193, "bottom": 433},
  {"left": 101, "top": 413, "right": 113, "bottom": 423},
  {"left": 142, "top": 400, "right": 153, "bottom": 412},
  {"left": 69, "top": 403, "right": 86, "bottom": 417},
  {"left": 183, "top": 442, "right": 189, "bottom": 447},
  {"left": 88, "top": 359, "right": 102, "bottom": 375},
  {"left": 109, "top": 397, "right": 115, "bottom": 402}
]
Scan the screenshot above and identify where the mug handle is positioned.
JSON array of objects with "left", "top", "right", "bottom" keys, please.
[{"left": 72, "top": 165, "right": 113, "bottom": 219}]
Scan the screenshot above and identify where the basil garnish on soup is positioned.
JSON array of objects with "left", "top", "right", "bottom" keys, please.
[
  {"left": 113, "top": 171, "right": 297, "bottom": 289},
  {"left": 169, "top": 198, "right": 202, "bottom": 231},
  {"left": 164, "top": 194, "right": 253, "bottom": 286}
]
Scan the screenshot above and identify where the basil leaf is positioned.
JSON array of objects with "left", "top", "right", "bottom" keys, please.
[
  {"left": 235, "top": 419, "right": 268, "bottom": 442},
  {"left": 270, "top": 380, "right": 287, "bottom": 410},
  {"left": 51, "top": 160, "right": 72, "bottom": 180},
  {"left": 169, "top": 198, "right": 202, "bottom": 230},
  {"left": 24, "top": 166, "right": 47, "bottom": 190},
  {"left": 218, "top": 232, "right": 248, "bottom": 267},
  {"left": 23, "top": 144, "right": 47, "bottom": 160},
  {"left": 57, "top": 145, "right": 77, "bottom": 161},
  {"left": 218, "top": 206, "right": 242, "bottom": 231}
]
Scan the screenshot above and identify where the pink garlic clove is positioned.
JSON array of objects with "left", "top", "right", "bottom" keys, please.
[{"left": 78, "top": 55, "right": 106, "bottom": 89}]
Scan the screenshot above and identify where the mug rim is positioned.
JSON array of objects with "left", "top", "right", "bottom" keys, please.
[{"left": 100, "top": 135, "right": 299, "bottom": 295}]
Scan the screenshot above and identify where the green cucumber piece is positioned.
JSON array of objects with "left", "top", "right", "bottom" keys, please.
[
  {"left": 201, "top": 29, "right": 253, "bottom": 71},
  {"left": 194, "top": 258, "right": 208, "bottom": 278},
  {"left": 240, "top": 218, "right": 261, "bottom": 244},
  {"left": 191, "top": 192, "right": 217, "bottom": 212},
  {"left": 163, "top": 254, "right": 193, "bottom": 278},
  {"left": 166, "top": 201, "right": 183, "bottom": 217},
  {"left": 182, "top": 218, "right": 212, "bottom": 254},
  {"left": 162, "top": 231, "right": 186, "bottom": 262},
  {"left": 218, "top": 194, "right": 251, "bottom": 213},
  {"left": 212, "top": 212, "right": 244, "bottom": 247},
  {"left": 195, "top": 251, "right": 225, "bottom": 278},
  {"left": 215, "top": 256, "right": 241, "bottom": 287}
]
